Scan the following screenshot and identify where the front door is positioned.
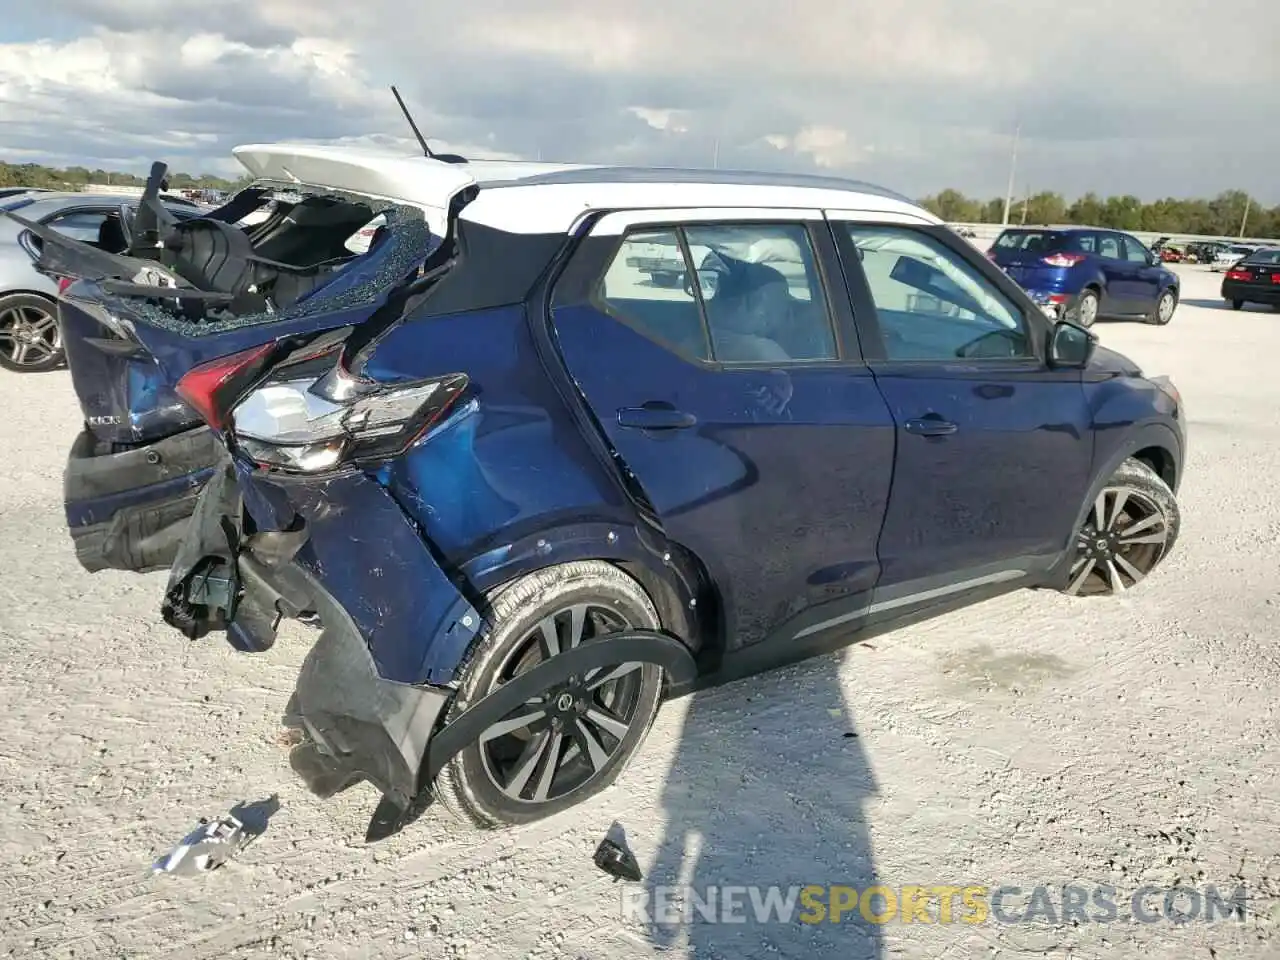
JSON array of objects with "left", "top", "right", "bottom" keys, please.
[
  {"left": 549, "top": 209, "right": 896, "bottom": 651},
  {"left": 827, "top": 216, "right": 1094, "bottom": 609},
  {"left": 1120, "top": 234, "right": 1162, "bottom": 310},
  {"left": 1094, "top": 231, "right": 1140, "bottom": 315}
]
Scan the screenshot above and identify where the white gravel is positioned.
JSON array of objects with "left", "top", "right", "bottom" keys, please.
[{"left": 1, "top": 265, "right": 1278, "bottom": 959}]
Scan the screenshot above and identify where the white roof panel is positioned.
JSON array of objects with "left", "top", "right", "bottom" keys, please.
[{"left": 231, "top": 143, "right": 937, "bottom": 238}]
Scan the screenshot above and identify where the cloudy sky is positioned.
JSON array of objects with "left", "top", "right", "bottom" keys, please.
[{"left": 1, "top": 0, "right": 1277, "bottom": 202}]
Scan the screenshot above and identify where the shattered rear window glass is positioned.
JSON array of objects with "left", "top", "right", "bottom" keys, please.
[{"left": 120, "top": 199, "right": 438, "bottom": 336}]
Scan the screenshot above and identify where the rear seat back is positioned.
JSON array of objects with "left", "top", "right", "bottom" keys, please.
[{"left": 162, "top": 218, "right": 256, "bottom": 295}]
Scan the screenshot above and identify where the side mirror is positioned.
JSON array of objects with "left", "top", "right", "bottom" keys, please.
[{"left": 1048, "top": 320, "right": 1096, "bottom": 368}]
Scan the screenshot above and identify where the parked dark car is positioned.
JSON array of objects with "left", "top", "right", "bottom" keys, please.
[
  {"left": 988, "top": 227, "right": 1180, "bottom": 327},
  {"left": 1221, "top": 247, "right": 1280, "bottom": 310},
  {"left": 16, "top": 146, "right": 1186, "bottom": 837}
]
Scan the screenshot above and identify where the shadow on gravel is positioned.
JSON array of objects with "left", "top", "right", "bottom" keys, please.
[{"left": 642, "top": 649, "right": 881, "bottom": 960}]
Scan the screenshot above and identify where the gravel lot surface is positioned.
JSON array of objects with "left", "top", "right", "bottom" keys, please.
[{"left": 1, "top": 265, "right": 1277, "bottom": 959}]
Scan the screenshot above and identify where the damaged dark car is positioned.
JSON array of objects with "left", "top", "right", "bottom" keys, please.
[{"left": 19, "top": 145, "right": 1186, "bottom": 839}]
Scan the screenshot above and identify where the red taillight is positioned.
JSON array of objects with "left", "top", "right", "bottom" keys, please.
[
  {"left": 1225, "top": 269, "right": 1251, "bottom": 281},
  {"left": 56, "top": 277, "right": 73, "bottom": 294},
  {"left": 1271, "top": 274, "right": 1280, "bottom": 285},
  {"left": 1041, "top": 253, "right": 1086, "bottom": 267},
  {"left": 175, "top": 343, "right": 276, "bottom": 430}
]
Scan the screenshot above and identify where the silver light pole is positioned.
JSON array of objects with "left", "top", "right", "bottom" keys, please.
[{"left": 1002, "top": 121, "right": 1020, "bottom": 227}]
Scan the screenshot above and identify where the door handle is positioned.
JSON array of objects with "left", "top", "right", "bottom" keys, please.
[
  {"left": 617, "top": 403, "right": 698, "bottom": 431},
  {"left": 904, "top": 416, "right": 958, "bottom": 437}
]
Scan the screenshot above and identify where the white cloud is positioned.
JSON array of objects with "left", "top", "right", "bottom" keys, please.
[
  {"left": 627, "top": 108, "right": 690, "bottom": 135},
  {"left": 1, "top": 0, "right": 1277, "bottom": 201}
]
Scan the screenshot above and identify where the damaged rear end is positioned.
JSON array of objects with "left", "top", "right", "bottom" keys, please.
[
  {"left": 12, "top": 151, "right": 453, "bottom": 574},
  {"left": 34, "top": 145, "right": 697, "bottom": 835},
  {"left": 43, "top": 146, "right": 501, "bottom": 822}
]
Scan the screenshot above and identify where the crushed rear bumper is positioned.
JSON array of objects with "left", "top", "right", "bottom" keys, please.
[
  {"left": 63, "top": 425, "right": 220, "bottom": 573},
  {"left": 163, "top": 455, "right": 699, "bottom": 834}
]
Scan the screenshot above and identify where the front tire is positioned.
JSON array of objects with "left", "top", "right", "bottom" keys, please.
[
  {"left": 1149, "top": 288, "right": 1177, "bottom": 325},
  {"left": 1061, "top": 458, "right": 1180, "bottom": 597},
  {"left": 0, "top": 293, "right": 63, "bottom": 372},
  {"left": 433, "top": 561, "right": 665, "bottom": 829}
]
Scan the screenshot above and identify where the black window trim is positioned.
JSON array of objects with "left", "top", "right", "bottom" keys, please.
[
  {"left": 37, "top": 202, "right": 128, "bottom": 228},
  {"left": 828, "top": 219, "right": 1053, "bottom": 370},
  {"left": 585, "top": 216, "right": 860, "bottom": 371}
]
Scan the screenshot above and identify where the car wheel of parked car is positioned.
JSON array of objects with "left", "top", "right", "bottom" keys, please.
[
  {"left": 1070, "top": 289, "right": 1100, "bottom": 328},
  {"left": 1062, "top": 458, "right": 1179, "bottom": 597},
  {"left": 1149, "top": 289, "right": 1177, "bottom": 326},
  {"left": 1230, "top": 299, "right": 1244, "bottom": 311},
  {"left": 0, "top": 293, "right": 63, "bottom": 372},
  {"left": 433, "top": 560, "right": 665, "bottom": 828}
]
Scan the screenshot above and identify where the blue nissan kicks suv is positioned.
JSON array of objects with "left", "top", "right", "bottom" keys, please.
[
  {"left": 988, "top": 227, "right": 1180, "bottom": 328},
  {"left": 15, "top": 146, "right": 1186, "bottom": 837}
]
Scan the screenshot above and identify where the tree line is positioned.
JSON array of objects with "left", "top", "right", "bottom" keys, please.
[
  {"left": 0, "top": 161, "right": 247, "bottom": 192},
  {"left": 919, "top": 188, "right": 1279, "bottom": 239},
  {"left": 4, "top": 157, "right": 1276, "bottom": 239}
]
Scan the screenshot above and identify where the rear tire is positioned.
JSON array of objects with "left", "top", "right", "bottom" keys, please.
[
  {"left": 1231, "top": 299, "right": 1244, "bottom": 311},
  {"left": 1060, "top": 458, "right": 1179, "bottom": 597},
  {"left": 433, "top": 561, "right": 665, "bottom": 829},
  {"left": 0, "top": 293, "right": 63, "bottom": 372},
  {"left": 1070, "top": 288, "right": 1100, "bottom": 328}
]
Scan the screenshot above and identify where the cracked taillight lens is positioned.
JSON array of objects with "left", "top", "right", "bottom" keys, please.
[{"left": 230, "top": 372, "right": 468, "bottom": 472}]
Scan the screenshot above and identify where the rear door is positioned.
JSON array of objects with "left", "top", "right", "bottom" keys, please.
[
  {"left": 827, "top": 214, "right": 1094, "bottom": 614},
  {"left": 549, "top": 207, "right": 897, "bottom": 652}
]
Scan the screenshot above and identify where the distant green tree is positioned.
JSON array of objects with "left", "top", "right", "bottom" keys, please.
[
  {"left": 914, "top": 186, "right": 1275, "bottom": 238},
  {"left": 0, "top": 158, "right": 242, "bottom": 191}
]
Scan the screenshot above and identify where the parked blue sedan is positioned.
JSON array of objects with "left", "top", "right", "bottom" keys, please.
[{"left": 988, "top": 227, "right": 1180, "bottom": 328}]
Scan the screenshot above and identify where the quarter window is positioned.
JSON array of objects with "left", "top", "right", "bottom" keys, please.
[
  {"left": 843, "top": 224, "right": 1032, "bottom": 362},
  {"left": 599, "top": 223, "right": 837, "bottom": 364}
]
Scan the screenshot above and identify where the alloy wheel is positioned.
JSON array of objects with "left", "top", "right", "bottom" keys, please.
[
  {"left": 1156, "top": 292, "right": 1175, "bottom": 324},
  {"left": 478, "top": 604, "right": 645, "bottom": 804},
  {"left": 1077, "top": 293, "right": 1099, "bottom": 327},
  {"left": 1066, "top": 486, "right": 1171, "bottom": 595},
  {"left": 0, "top": 303, "right": 60, "bottom": 368}
]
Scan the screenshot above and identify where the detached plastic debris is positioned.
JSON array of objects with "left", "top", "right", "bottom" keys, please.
[
  {"left": 151, "top": 795, "right": 280, "bottom": 876},
  {"left": 594, "top": 821, "right": 643, "bottom": 882}
]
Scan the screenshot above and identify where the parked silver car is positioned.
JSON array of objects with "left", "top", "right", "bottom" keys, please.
[{"left": 0, "top": 192, "right": 198, "bottom": 372}]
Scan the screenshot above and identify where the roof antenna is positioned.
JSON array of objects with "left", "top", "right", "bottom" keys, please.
[{"left": 390, "top": 85, "right": 467, "bottom": 164}]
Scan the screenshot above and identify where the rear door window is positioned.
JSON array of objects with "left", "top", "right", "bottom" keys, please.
[
  {"left": 1066, "top": 233, "right": 1096, "bottom": 254},
  {"left": 598, "top": 223, "right": 838, "bottom": 364}
]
